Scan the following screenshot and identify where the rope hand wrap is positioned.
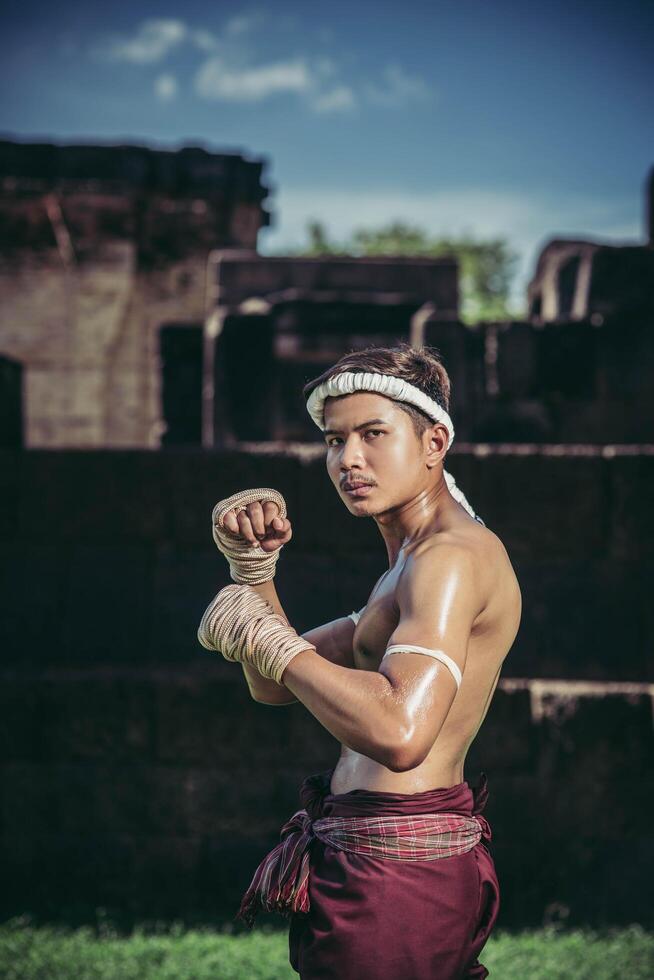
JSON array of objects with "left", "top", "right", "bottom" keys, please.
[
  {"left": 212, "top": 488, "right": 288, "bottom": 584},
  {"left": 197, "top": 583, "right": 316, "bottom": 684}
]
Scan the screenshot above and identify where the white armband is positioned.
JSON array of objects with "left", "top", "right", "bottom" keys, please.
[{"left": 382, "top": 644, "right": 462, "bottom": 690}]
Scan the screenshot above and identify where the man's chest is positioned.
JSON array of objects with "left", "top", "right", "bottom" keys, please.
[{"left": 352, "top": 587, "right": 400, "bottom": 670}]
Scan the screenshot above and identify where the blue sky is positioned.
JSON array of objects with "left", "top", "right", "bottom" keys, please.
[{"left": 2, "top": 0, "right": 653, "bottom": 309}]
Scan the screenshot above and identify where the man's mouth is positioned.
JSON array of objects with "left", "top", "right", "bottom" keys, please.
[{"left": 342, "top": 481, "right": 375, "bottom": 497}]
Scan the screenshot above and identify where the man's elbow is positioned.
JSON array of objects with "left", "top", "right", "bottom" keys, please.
[
  {"left": 384, "top": 747, "right": 428, "bottom": 773},
  {"left": 251, "top": 692, "right": 299, "bottom": 706},
  {"left": 379, "top": 727, "right": 430, "bottom": 773}
]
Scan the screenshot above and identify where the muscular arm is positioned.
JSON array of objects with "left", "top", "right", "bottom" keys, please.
[
  {"left": 282, "top": 544, "right": 481, "bottom": 771},
  {"left": 243, "top": 579, "right": 356, "bottom": 705},
  {"left": 216, "top": 497, "right": 356, "bottom": 706}
]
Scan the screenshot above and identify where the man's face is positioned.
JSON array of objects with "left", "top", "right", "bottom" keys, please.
[{"left": 323, "top": 392, "right": 439, "bottom": 516}]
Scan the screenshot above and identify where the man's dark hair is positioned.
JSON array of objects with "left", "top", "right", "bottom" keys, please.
[{"left": 303, "top": 342, "right": 451, "bottom": 440}]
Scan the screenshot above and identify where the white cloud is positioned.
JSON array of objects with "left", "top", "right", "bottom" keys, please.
[
  {"left": 225, "top": 11, "right": 266, "bottom": 36},
  {"left": 366, "top": 64, "right": 431, "bottom": 108},
  {"left": 314, "top": 57, "right": 337, "bottom": 78},
  {"left": 259, "top": 186, "right": 643, "bottom": 310},
  {"left": 195, "top": 56, "right": 313, "bottom": 102},
  {"left": 194, "top": 50, "right": 358, "bottom": 112},
  {"left": 105, "top": 19, "right": 187, "bottom": 64},
  {"left": 154, "top": 73, "right": 178, "bottom": 101},
  {"left": 98, "top": 18, "right": 428, "bottom": 117},
  {"left": 311, "top": 85, "right": 356, "bottom": 113},
  {"left": 190, "top": 28, "right": 219, "bottom": 52}
]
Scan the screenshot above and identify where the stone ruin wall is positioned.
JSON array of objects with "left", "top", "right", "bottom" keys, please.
[
  {"left": 1, "top": 446, "right": 652, "bottom": 928},
  {"left": 0, "top": 244, "right": 208, "bottom": 447},
  {"left": 0, "top": 140, "right": 270, "bottom": 448},
  {"left": 1, "top": 144, "right": 653, "bottom": 451}
]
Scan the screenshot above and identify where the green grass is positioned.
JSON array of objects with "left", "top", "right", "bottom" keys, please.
[{"left": 0, "top": 918, "right": 652, "bottom": 979}]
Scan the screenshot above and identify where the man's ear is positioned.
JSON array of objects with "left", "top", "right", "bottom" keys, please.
[{"left": 424, "top": 424, "right": 448, "bottom": 469}]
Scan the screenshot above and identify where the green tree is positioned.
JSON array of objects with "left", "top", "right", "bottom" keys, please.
[{"left": 290, "top": 220, "right": 521, "bottom": 324}]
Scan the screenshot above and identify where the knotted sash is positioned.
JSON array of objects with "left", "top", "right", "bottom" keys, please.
[{"left": 237, "top": 772, "right": 492, "bottom": 926}]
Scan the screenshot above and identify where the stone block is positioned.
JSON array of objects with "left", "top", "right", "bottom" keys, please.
[
  {"left": 490, "top": 840, "right": 555, "bottom": 927},
  {"left": 40, "top": 674, "right": 154, "bottom": 762},
  {"left": 199, "top": 836, "right": 275, "bottom": 914},
  {"left": 466, "top": 688, "right": 534, "bottom": 771},
  {"left": 496, "top": 323, "right": 540, "bottom": 399},
  {"left": 150, "top": 545, "right": 230, "bottom": 663},
  {"left": 0, "top": 451, "right": 20, "bottom": 539},
  {"left": 510, "top": 559, "right": 653, "bottom": 680},
  {"left": 154, "top": 669, "right": 295, "bottom": 765},
  {"left": 535, "top": 692, "right": 653, "bottom": 838},
  {"left": 24, "top": 369, "right": 71, "bottom": 429},
  {"left": 587, "top": 837, "right": 654, "bottom": 927},
  {"left": 0, "top": 356, "right": 22, "bottom": 450},
  {"left": 479, "top": 773, "right": 545, "bottom": 845},
  {"left": 61, "top": 544, "right": 152, "bottom": 665},
  {"left": 609, "top": 455, "right": 654, "bottom": 560},
  {"left": 473, "top": 453, "right": 609, "bottom": 560},
  {"left": 164, "top": 449, "right": 303, "bottom": 546},
  {"left": 0, "top": 543, "right": 67, "bottom": 666},
  {"left": 185, "top": 765, "right": 300, "bottom": 837},
  {"left": 281, "top": 705, "right": 343, "bottom": 771},
  {"left": 0, "top": 832, "right": 40, "bottom": 918},
  {"left": 14, "top": 451, "right": 171, "bottom": 543},
  {"left": 129, "top": 835, "right": 202, "bottom": 918},
  {"left": 93, "top": 766, "right": 192, "bottom": 836},
  {"left": 36, "top": 831, "right": 136, "bottom": 911},
  {"left": 537, "top": 322, "right": 598, "bottom": 399},
  {"left": 1, "top": 763, "right": 123, "bottom": 838},
  {"left": 275, "top": 551, "right": 386, "bottom": 636},
  {"left": 0, "top": 678, "right": 42, "bottom": 759},
  {"left": 295, "top": 454, "right": 385, "bottom": 556}
]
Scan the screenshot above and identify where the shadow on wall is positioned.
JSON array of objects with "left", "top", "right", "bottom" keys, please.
[{"left": 0, "top": 354, "right": 22, "bottom": 449}]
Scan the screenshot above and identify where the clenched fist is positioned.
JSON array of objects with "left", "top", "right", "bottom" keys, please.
[
  {"left": 222, "top": 498, "right": 293, "bottom": 552},
  {"left": 212, "top": 488, "right": 292, "bottom": 584}
]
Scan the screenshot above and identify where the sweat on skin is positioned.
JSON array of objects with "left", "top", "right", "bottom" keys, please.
[
  {"left": 225, "top": 391, "right": 483, "bottom": 774},
  {"left": 208, "top": 380, "right": 520, "bottom": 979}
]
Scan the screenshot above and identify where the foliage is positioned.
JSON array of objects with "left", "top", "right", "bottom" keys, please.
[
  {"left": 291, "top": 220, "right": 521, "bottom": 324},
  {"left": 0, "top": 918, "right": 652, "bottom": 980}
]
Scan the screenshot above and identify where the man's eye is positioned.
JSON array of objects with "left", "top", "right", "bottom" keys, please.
[{"left": 326, "top": 431, "right": 383, "bottom": 446}]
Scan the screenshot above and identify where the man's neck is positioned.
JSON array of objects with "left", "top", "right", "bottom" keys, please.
[{"left": 374, "top": 475, "right": 450, "bottom": 568}]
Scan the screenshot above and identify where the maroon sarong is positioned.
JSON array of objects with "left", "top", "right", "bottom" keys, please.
[{"left": 239, "top": 769, "right": 500, "bottom": 979}]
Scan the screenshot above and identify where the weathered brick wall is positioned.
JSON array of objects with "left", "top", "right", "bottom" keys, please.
[
  {"left": 0, "top": 248, "right": 209, "bottom": 448},
  {"left": 0, "top": 353, "right": 22, "bottom": 448},
  {"left": 1, "top": 446, "right": 653, "bottom": 927},
  {"left": 426, "top": 313, "right": 654, "bottom": 444},
  {"left": 2, "top": 668, "right": 651, "bottom": 928},
  {"left": 0, "top": 139, "right": 270, "bottom": 449},
  {"left": 2, "top": 445, "right": 652, "bottom": 678}
]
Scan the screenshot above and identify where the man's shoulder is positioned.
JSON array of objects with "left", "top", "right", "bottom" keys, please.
[
  {"left": 398, "top": 532, "right": 478, "bottom": 598},
  {"left": 401, "top": 521, "right": 515, "bottom": 602},
  {"left": 408, "top": 519, "right": 505, "bottom": 569}
]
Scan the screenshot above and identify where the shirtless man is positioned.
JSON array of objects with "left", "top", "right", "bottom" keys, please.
[{"left": 199, "top": 344, "right": 522, "bottom": 979}]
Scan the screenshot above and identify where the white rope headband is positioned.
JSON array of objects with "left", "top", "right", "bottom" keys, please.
[{"left": 305, "top": 371, "right": 484, "bottom": 525}]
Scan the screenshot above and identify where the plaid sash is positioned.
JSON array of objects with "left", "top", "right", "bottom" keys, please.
[{"left": 237, "top": 807, "right": 491, "bottom": 926}]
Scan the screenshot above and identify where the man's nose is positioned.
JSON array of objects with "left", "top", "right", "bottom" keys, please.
[{"left": 340, "top": 436, "right": 365, "bottom": 470}]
